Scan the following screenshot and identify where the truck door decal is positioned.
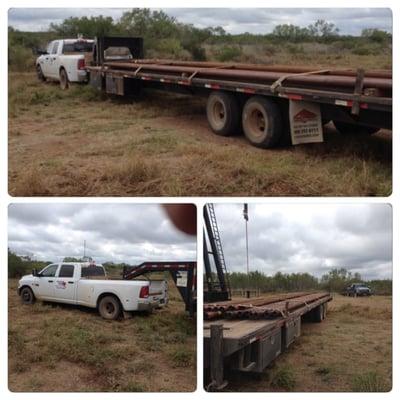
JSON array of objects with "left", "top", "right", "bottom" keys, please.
[{"left": 55, "top": 280, "right": 67, "bottom": 289}]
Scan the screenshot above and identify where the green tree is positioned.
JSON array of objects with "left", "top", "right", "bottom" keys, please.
[
  {"left": 361, "top": 28, "right": 391, "bottom": 43},
  {"left": 308, "top": 19, "right": 339, "bottom": 39},
  {"left": 272, "top": 24, "right": 310, "bottom": 42},
  {"left": 50, "top": 15, "right": 116, "bottom": 38}
]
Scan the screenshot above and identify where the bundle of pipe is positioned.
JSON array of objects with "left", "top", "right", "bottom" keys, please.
[
  {"left": 104, "top": 61, "right": 392, "bottom": 94},
  {"left": 204, "top": 292, "right": 313, "bottom": 320},
  {"left": 204, "top": 292, "right": 309, "bottom": 313},
  {"left": 224, "top": 292, "right": 331, "bottom": 320},
  {"left": 128, "top": 59, "right": 392, "bottom": 79}
]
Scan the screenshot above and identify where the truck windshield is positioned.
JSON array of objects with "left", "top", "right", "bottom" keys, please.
[
  {"left": 81, "top": 266, "right": 105, "bottom": 277},
  {"left": 63, "top": 42, "right": 93, "bottom": 53}
]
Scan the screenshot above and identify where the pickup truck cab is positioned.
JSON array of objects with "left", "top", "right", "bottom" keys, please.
[
  {"left": 344, "top": 283, "right": 372, "bottom": 297},
  {"left": 36, "top": 38, "right": 94, "bottom": 89},
  {"left": 18, "top": 262, "right": 164, "bottom": 320}
]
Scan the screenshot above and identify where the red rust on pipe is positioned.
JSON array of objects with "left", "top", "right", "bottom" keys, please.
[
  {"left": 104, "top": 61, "right": 392, "bottom": 90},
  {"left": 128, "top": 59, "right": 392, "bottom": 79}
]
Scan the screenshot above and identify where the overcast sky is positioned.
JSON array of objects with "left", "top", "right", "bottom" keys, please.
[
  {"left": 8, "top": 204, "right": 196, "bottom": 265},
  {"left": 8, "top": 8, "right": 392, "bottom": 35},
  {"left": 211, "top": 204, "right": 392, "bottom": 280}
]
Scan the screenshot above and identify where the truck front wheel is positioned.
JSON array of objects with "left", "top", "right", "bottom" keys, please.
[
  {"left": 59, "top": 68, "right": 69, "bottom": 90},
  {"left": 20, "top": 287, "right": 35, "bottom": 305},
  {"left": 36, "top": 65, "right": 46, "bottom": 82},
  {"left": 206, "top": 92, "right": 240, "bottom": 136},
  {"left": 98, "top": 295, "right": 121, "bottom": 320},
  {"left": 242, "top": 96, "right": 283, "bottom": 148}
]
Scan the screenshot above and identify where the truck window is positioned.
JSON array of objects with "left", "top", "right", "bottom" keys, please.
[
  {"left": 63, "top": 41, "right": 93, "bottom": 54},
  {"left": 46, "top": 42, "right": 54, "bottom": 54},
  {"left": 51, "top": 41, "right": 59, "bottom": 55},
  {"left": 59, "top": 265, "right": 75, "bottom": 278},
  {"left": 41, "top": 264, "right": 58, "bottom": 277},
  {"left": 81, "top": 266, "right": 105, "bottom": 277}
]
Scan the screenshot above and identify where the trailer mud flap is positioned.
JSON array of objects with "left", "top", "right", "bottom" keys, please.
[
  {"left": 106, "top": 75, "right": 125, "bottom": 95},
  {"left": 90, "top": 70, "right": 104, "bottom": 91},
  {"left": 289, "top": 100, "right": 323, "bottom": 145}
]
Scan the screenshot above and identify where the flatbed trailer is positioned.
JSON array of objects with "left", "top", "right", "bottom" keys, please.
[
  {"left": 87, "top": 37, "right": 392, "bottom": 149},
  {"left": 203, "top": 291, "right": 332, "bottom": 390}
]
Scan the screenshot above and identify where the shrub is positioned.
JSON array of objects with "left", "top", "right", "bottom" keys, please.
[
  {"left": 216, "top": 45, "right": 242, "bottom": 62},
  {"left": 8, "top": 45, "right": 35, "bottom": 72}
]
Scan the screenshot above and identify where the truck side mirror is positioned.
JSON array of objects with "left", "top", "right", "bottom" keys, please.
[
  {"left": 35, "top": 48, "right": 48, "bottom": 56},
  {"left": 32, "top": 268, "right": 39, "bottom": 277}
]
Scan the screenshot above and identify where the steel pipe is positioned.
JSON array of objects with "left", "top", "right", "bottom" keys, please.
[{"left": 104, "top": 61, "right": 392, "bottom": 90}]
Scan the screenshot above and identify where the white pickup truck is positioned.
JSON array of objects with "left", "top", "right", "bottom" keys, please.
[
  {"left": 36, "top": 38, "right": 94, "bottom": 89},
  {"left": 18, "top": 262, "right": 167, "bottom": 320}
]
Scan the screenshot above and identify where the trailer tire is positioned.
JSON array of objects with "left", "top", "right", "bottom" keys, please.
[
  {"left": 206, "top": 92, "right": 241, "bottom": 136},
  {"left": 20, "top": 287, "right": 35, "bottom": 305},
  {"left": 242, "top": 96, "right": 283, "bottom": 148},
  {"left": 98, "top": 295, "right": 121, "bottom": 320},
  {"left": 59, "top": 68, "right": 69, "bottom": 90},
  {"left": 36, "top": 65, "right": 46, "bottom": 82},
  {"left": 312, "top": 305, "right": 324, "bottom": 323},
  {"left": 333, "top": 120, "right": 379, "bottom": 136}
]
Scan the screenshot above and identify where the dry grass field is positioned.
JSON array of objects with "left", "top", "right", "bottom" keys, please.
[
  {"left": 225, "top": 294, "right": 392, "bottom": 392},
  {"left": 8, "top": 279, "right": 196, "bottom": 392},
  {"left": 8, "top": 70, "right": 391, "bottom": 197}
]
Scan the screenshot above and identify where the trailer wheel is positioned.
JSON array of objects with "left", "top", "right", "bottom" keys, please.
[
  {"left": 242, "top": 96, "right": 283, "bottom": 148},
  {"left": 98, "top": 295, "right": 121, "bottom": 320},
  {"left": 206, "top": 92, "right": 240, "bottom": 136},
  {"left": 36, "top": 65, "right": 46, "bottom": 82},
  {"left": 333, "top": 121, "right": 379, "bottom": 136},
  {"left": 312, "top": 305, "right": 324, "bottom": 323},
  {"left": 20, "top": 287, "right": 35, "bottom": 305},
  {"left": 59, "top": 68, "right": 69, "bottom": 90}
]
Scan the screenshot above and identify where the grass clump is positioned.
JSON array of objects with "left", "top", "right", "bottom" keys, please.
[
  {"left": 169, "top": 348, "right": 194, "bottom": 368},
  {"left": 270, "top": 366, "right": 296, "bottom": 391},
  {"left": 352, "top": 372, "right": 388, "bottom": 392}
]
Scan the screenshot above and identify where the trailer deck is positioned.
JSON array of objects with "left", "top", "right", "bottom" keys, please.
[
  {"left": 88, "top": 37, "right": 392, "bottom": 149},
  {"left": 204, "top": 291, "right": 332, "bottom": 390}
]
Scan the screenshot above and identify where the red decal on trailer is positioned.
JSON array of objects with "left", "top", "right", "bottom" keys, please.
[
  {"left": 205, "top": 84, "right": 221, "bottom": 90},
  {"left": 287, "top": 94, "right": 303, "bottom": 100},
  {"left": 236, "top": 88, "right": 256, "bottom": 94}
]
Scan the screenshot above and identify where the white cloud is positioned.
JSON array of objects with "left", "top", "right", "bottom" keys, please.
[
  {"left": 210, "top": 203, "right": 392, "bottom": 280},
  {"left": 8, "top": 203, "right": 196, "bottom": 264}
]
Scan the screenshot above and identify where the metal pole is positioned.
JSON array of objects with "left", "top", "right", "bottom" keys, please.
[
  {"left": 245, "top": 220, "right": 249, "bottom": 276},
  {"left": 243, "top": 204, "right": 250, "bottom": 298}
]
